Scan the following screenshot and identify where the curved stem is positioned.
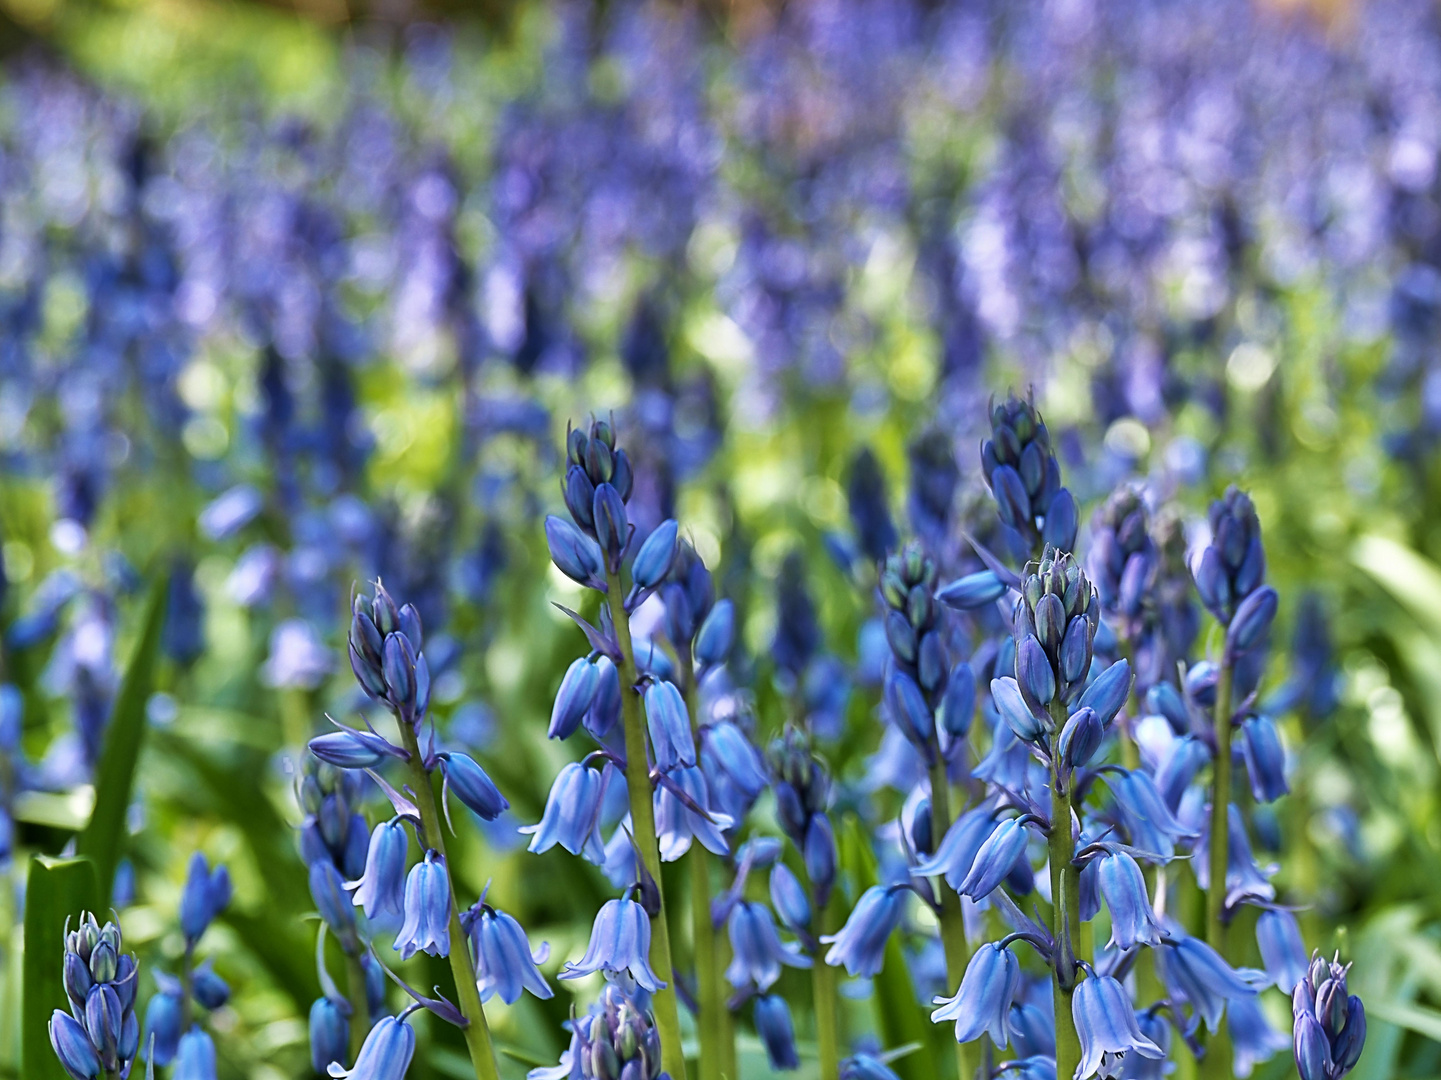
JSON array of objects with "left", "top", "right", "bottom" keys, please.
[
  {"left": 1048, "top": 701, "right": 1082, "bottom": 1080},
  {"left": 928, "top": 755, "right": 975, "bottom": 1080},
  {"left": 397, "top": 721, "right": 500, "bottom": 1080},
  {"left": 1205, "top": 660, "right": 1234, "bottom": 954},
  {"left": 605, "top": 577, "right": 690, "bottom": 1080},
  {"left": 344, "top": 948, "right": 370, "bottom": 1060}
]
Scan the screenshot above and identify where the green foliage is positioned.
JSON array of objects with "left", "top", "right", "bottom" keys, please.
[{"left": 21, "top": 856, "right": 98, "bottom": 1080}]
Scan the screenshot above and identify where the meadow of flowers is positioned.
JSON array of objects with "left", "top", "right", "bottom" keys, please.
[{"left": 4, "top": 0, "right": 1441, "bottom": 1078}]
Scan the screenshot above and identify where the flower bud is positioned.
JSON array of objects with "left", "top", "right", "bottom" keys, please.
[
  {"left": 940, "top": 662, "right": 975, "bottom": 738},
  {"left": 1228, "top": 585, "right": 1278, "bottom": 655},
  {"left": 884, "top": 668, "right": 935, "bottom": 748},
  {"left": 992, "top": 676, "right": 1046, "bottom": 742},
  {"left": 550, "top": 657, "right": 601, "bottom": 740},
  {"left": 308, "top": 998, "right": 348, "bottom": 1075},
  {"left": 1059, "top": 707, "right": 1103, "bottom": 772},
  {"left": 50, "top": 1010, "right": 100, "bottom": 1080},
  {"left": 631, "top": 519, "right": 678, "bottom": 589},
  {"left": 694, "top": 599, "right": 734, "bottom": 665},
  {"left": 565, "top": 464, "right": 597, "bottom": 530},
  {"left": 546, "top": 515, "right": 607, "bottom": 589},
  {"left": 1078, "top": 658, "right": 1132, "bottom": 727},
  {"left": 1043, "top": 488, "right": 1078, "bottom": 552},
  {"left": 1015, "top": 634, "right": 1055, "bottom": 705},
  {"left": 592, "top": 483, "right": 629, "bottom": 574},
  {"left": 937, "top": 570, "right": 1006, "bottom": 610},
  {"left": 441, "top": 753, "right": 510, "bottom": 821}
]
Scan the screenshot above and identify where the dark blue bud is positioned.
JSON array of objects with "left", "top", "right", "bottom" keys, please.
[
  {"left": 1333, "top": 997, "right": 1366, "bottom": 1073},
  {"left": 1059, "top": 615, "right": 1091, "bottom": 684},
  {"left": 937, "top": 570, "right": 1006, "bottom": 610},
  {"left": 309, "top": 862, "right": 357, "bottom": 948},
  {"left": 1195, "top": 549, "right": 1232, "bottom": 621},
  {"left": 992, "top": 677, "right": 1047, "bottom": 743},
  {"left": 770, "top": 863, "right": 811, "bottom": 934},
  {"left": 1043, "top": 488, "right": 1078, "bottom": 552},
  {"left": 941, "top": 662, "right": 975, "bottom": 738},
  {"left": 1235, "top": 534, "right": 1266, "bottom": 598},
  {"left": 1186, "top": 661, "right": 1219, "bottom": 707},
  {"left": 191, "top": 963, "right": 229, "bottom": 1010},
  {"left": 546, "top": 515, "right": 606, "bottom": 589},
  {"left": 309, "top": 998, "right": 348, "bottom": 1075},
  {"left": 885, "top": 610, "right": 917, "bottom": 665},
  {"left": 1147, "top": 682, "right": 1189, "bottom": 733},
  {"left": 694, "top": 599, "right": 735, "bottom": 665},
  {"left": 755, "top": 995, "right": 800, "bottom": 1070},
  {"left": 397, "top": 605, "right": 423, "bottom": 653},
  {"left": 1293, "top": 1013, "right": 1331, "bottom": 1080},
  {"left": 442, "top": 753, "right": 509, "bottom": 821},
  {"left": 632, "top": 520, "right": 678, "bottom": 589},
  {"left": 179, "top": 853, "right": 230, "bottom": 944},
  {"left": 959, "top": 817, "right": 1031, "bottom": 900},
  {"left": 50, "top": 1010, "right": 100, "bottom": 1080},
  {"left": 992, "top": 466, "right": 1030, "bottom": 530},
  {"left": 592, "top": 483, "right": 629, "bottom": 574},
  {"left": 612, "top": 448, "right": 634, "bottom": 501},
  {"left": 1241, "top": 715, "right": 1288, "bottom": 803},
  {"left": 1228, "top": 586, "right": 1278, "bottom": 656},
  {"left": 916, "top": 631, "right": 948, "bottom": 695},
  {"left": 381, "top": 633, "right": 418, "bottom": 717},
  {"left": 547, "top": 657, "right": 599, "bottom": 744},
  {"left": 1078, "top": 659, "right": 1132, "bottom": 727},
  {"left": 84, "top": 985, "right": 121, "bottom": 1063},
  {"left": 1015, "top": 635, "right": 1055, "bottom": 705},
  {"left": 565, "top": 464, "right": 597, "bottom": 530},
  {"left": 805, "top": 815, "right": 837, "bottom": 906},
  {"left": 63, "top": 951, "right": 92, "bottom": 1010},
  {"left": 309, "top": 730, "right": 390, "bottom": 770},
  {"left": 1119, "top": 552, "right": 1151, "bottom": 616},
  {"left": 143, "top": 992, "right": 182, "bottom": 1066},
  {"left": 884, "top": 668, "right": 935, "bottom": 747},
  {"left": 1034, "top": 594, "right": 1066, "bottom": 655},
  {"left": 1058, "top": 707, "right": 1103, "bottom": 772}
]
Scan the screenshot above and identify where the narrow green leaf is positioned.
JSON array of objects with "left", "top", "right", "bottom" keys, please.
[
  {"left": 76, "top": 575, "right": 168, "bottom": 903},
  {"left": 1366, "top": 997, "right": 1441, "bottom": 1042},
  {"left": 22, "top": 855, "right": 99, "bottom": 1080},
  {"left": 1352, "top": 534, "right": 1441, "bottom": 640}
]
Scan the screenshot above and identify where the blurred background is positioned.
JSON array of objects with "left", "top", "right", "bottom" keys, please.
[{"left": 1, "top": 0, "right": 1440, "bottom": 1077}]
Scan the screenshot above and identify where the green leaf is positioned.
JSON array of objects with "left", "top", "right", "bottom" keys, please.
[
  {"left": 1366, "top": 997, "right": 1441, "bottom": 1041},
  {"left": 22, "top": 855, "right": 99, "bottom": 1080},
  {"left": 1352, "top": 534, "right": 1441, "bottom": 640},
  {"left": 76, "top": 575, "right": 167, "bottom": 903}
]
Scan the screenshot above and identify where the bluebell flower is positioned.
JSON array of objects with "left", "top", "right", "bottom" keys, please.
[
  {"left": 840, "top": 1051, "right": 905, "bottom": 1080},
  {"left": 50, "top": 1010, "right": 100, "bottom": 1080},
  {"left": 912, "top": 806, "right": 996, "bottom": 890},
  {"left": 1109, "top": 769, "right": 1194, "bottom": 859},
  {"left": 770, "top": 863, "right": 812, "bottom": 935},
  {"left": 1195, "top": 803, "right": 1275, "bottom": 908},
  {"left": 1072, "top": 974, "right": 1165, "bottom": 1080},
  {"left": 309, "top": 729, "right": 395, "bottom": 771},
  {"left": 522, "top": 761, "right": 608, "bottom": 861},
  {"left": 546, "top": 515, "right": 606, "bottom": 591},
  {"left": 959, "top": 817, "right": 1032, "bottom": 901},
  {"left": 349, "top": 820, "right": 408, "bottom": 921},
  {"left": 1257, "top": 908, "right": 1308, "bottom": 993},
  {"left": 1229, "top": 994, "right": 1290, "bottom": 1077},
  {"left": 1058, "top": 707, "right": 1103, "bottom": 774},
  {"left": 937, "top": 570, "right": 1007, "bottom": 611},
  {"left": 440, "top": 752, "right": 509, "bottom": 821},
  {"left": 143, "top": 991, "right": 182, "bottom": 1066},
  {"left": 1154, "top": 736, "right": 1210, "bottom": 811},
  {"left": 930, "top": 940, "right": 1021, "bottom": 1047},
  {"left": 772, "top": 552, "right": 821, "bottom": 682},
  {"left": 1096, "top": 851, "right": 1163, "bottom": 948},
  {"left": 179, "top": 853, "right": 231, "bottom": 944},
  {"left": 198, "top": 484, "right": 262, "bottom": 540},
  {"left": 1161, "top": 932, "right": 1263, "bottom": 1032},
  {"left": 631, "top": 518, "right": 678, "bottom": 588},
  {"left": 754, "top": 995, "right": 800, "bottom": 1070},
  {"left": 394, "top": 851, "right": 450, "bottom": 960},
  {"left": 1077, "top": 659, "right": 1132, "bottom": 727},
  {"left": 561, "top": 897, "right": 665, "bottom": 991},
  {"left": 702, "top": 721, "right": 768, "bottom": 799},
  {"left": 847, "top": 447, "right": 897, "bottom": 563},
  {"left": 993, "top": 676, "right": 1047, "bottom": 743},
  {"left": 190, "top": 961, "right": 229, "bottom": 1010},
  {"left": 464, "top": 904, "right": 553, "bottom": 1004},
  {"left": 1124, "top": 1010, "right": 1171, "bottom": 1080},
  {"left": 1010, "top": 995, "right": 1056, "bottom": 1059},
  {"left": 173, "top": 1026, "right": 216, "bottom": 1080},
  {"left": 550, "top": 657, "right": 600, "bottom": 740},
  {"left": 1240, "top": 715, "right": 1288, "bottom": 802},
  {"left": 1195, "top": 487, "right": 1266, "bottom": 624},
  {"left": 941, "top": 662, "right": 976, "bottom": 739},
  {"left": 310, "top": 862, "right": 358, "bottom": 950},
  {"left": 1228, "top": 586, "right": 1278, "bottom": 657},
  {"left": 327, "top": 1016, "right": 415, "bottom": 1080},
  {"left": 694, "top": 599, "right": 735, "bottom": 665},
  {"left": 309, "top": 998, "right": 348, "bottom": 1075},
  {"left": 726, "top": 901, "right": 810, "bottom": 990},
  {"left": 804, "top": 813, "right": 837, "bottom": 906},
  {"left": 655, "top": 765, "right": 733, "bottom": 860},
  {"left": 822, "top": 885, "right": 905, "bottom": 978},
  {"left": 643, "top": 680, "right": 696, "bottom": 770}
]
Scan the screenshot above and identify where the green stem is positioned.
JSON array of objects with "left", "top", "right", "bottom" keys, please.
[
  {"left": 397, "top": 722, "right": 500, "bottom": 1080},
  {"left": 812, "top": 895, "right": 842, "bottom": 1080},
  {"left": 605, "top": 576, "right": 690, "bottom": 1080},
  {"left": 344, "top": 948, "right": 370, "bottom": 1060},
  {"left": 1048, "top": 704, "right": 1082, "bottom": 1080},
  {"left": 179, "top": 944, "right": 194, "bottom": 1033},
  {"left": 928, "top": 756, "right": 975, "bottom": 1080},
  {"left": 1205, "top": 660, "right": 1234, "bottom": 954},
  {"left": 681, "top": 665, "right": 724, "bottom": 1080}
]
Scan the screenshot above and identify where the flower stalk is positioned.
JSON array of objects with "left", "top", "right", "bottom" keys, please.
[
  {"left": 396, "top": 720, "right": 501, "bottom": 1080},
  {"left": 928, "top": 756, "right": 976, "bottom": 1080},
  {"left": 606, "top": 574, "right": 689, "bottom": 1080}
]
